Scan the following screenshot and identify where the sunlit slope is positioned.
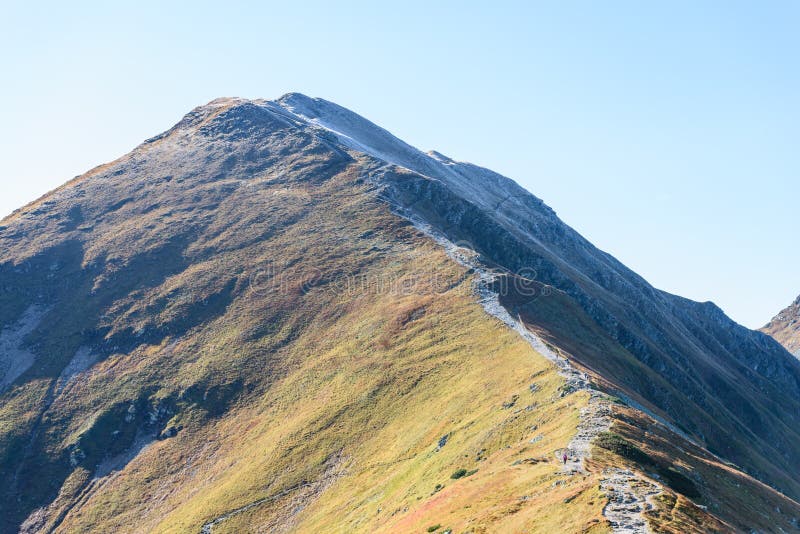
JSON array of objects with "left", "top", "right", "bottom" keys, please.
[
  {"left": 47, "top": 198, "right": 602, "bottom": 533},
  {"left": 0, "top": 102, "right": 605, "bottom": 532}
]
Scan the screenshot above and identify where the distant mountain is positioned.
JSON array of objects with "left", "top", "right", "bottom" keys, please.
[
  {"left": 762, "top": 295, "right": 800, "bottom": 357},
  {"left": 0, "top": 94, "right": 798, "bottom": 533}
]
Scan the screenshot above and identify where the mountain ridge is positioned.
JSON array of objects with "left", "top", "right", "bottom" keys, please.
[
  {"left": 0, "top": 94, "right": 798, "bottom": 532},
  {"left": 248, "top": 94, "right": 800, "bottom": 495}
]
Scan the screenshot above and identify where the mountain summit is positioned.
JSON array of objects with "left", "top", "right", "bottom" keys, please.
[{"left": 1, "top": 94, "right": 799, "bottom": 533}]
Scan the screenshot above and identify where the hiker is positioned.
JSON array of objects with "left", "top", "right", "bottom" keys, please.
[{"left": 562, "top": 452, "right": 568, "bottom": 465}]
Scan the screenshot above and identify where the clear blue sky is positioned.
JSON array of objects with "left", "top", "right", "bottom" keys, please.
[{"left": 1, "top": 1, "right": 798, "bottom": 328}]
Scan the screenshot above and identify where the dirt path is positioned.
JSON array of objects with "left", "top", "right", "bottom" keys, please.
[
  {"left": 200, "top": 483, "right": 314, "bottom": 534},
  {"left": 199, "top": 452, "right": 345, "bottom": 533}
]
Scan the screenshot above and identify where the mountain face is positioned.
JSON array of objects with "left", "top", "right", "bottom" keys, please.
[
  {"left": 278, "top": 95, "right": 800, "bottom": 496},
  {"left": 0, "top": 94, "right": 799, "bottom": 533},
  {"left": 762, "top": 295, "right": 800, "bottom": 357}
]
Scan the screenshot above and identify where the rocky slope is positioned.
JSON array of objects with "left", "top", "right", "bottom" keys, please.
[
  {"left": 762, "top": 295, "right": 800, "bottom": 357},
  {"left": 0, "top": 94, "right": 799, "bottom": 533}
]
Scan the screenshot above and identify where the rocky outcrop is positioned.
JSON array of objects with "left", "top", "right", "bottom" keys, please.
[{"left": 762, "top": 295, "right": 800, "bottom": 357}]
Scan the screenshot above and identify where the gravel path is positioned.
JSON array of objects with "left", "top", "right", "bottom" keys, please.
[
  {"left": 562, "top": 392, "right": 612, "bottom": 475},
  {"left": 601, "top": 468, "right": 660, "bottom": 534}
]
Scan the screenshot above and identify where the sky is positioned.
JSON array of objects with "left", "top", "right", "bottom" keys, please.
[{"left": 1, "top": 1, "right": 797, "bottom": 328}]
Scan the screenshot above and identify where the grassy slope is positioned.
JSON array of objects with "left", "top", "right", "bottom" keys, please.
[{"left": 9, "top": 160, "right": 605, "bottom": 533}]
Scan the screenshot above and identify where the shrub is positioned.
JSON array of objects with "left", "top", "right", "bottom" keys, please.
[
  {"left": 594, "top": 432, "right": 651, "bottom": 465},
  {"left": 659, "top": 467, "right": 701, "bottom": 499},
  {"left": 450, "top": 468, "right": 468, "bottom": 479}
]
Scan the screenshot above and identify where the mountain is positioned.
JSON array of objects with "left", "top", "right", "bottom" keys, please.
[
  {"left": 0, "top": 94, "right": 798, "bottom": 533},
  {"left": 762, "top": 295, "right": 800, "bottom": 358}
]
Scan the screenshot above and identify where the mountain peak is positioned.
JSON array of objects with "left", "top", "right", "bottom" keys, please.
[
  {"left": 2, "top": 95, "right": 800, "bottom": 532},
  {"left": 276, "top": 91, "right": 326, "bottom": 108}
]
